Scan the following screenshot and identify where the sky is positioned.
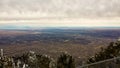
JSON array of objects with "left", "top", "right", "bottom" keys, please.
[{"left": 0, "top": 0, "right": 120, "bottom": 29}]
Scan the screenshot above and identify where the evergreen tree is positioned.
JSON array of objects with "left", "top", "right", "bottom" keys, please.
[
  {"left": 57, "top": 53, "right": 75, "bottom": 68},
  {"left": 36, "top": 55, "right": 53, "bottom": 68},
  {"left": 87, "top": 41, "right": 120, "bottom": 63}
]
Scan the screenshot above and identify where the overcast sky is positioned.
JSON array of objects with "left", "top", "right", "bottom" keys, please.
[{"left": 0, "top": 0, "right": 120, "bottom": 28}]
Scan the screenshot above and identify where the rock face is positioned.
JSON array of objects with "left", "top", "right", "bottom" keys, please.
[{"left": 0, "top": 0, "right": 120, "bottom": 17}]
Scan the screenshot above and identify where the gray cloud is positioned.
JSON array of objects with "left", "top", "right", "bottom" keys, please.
[{"left": 0, "top": 0, "right": 120, "bottom": 18}]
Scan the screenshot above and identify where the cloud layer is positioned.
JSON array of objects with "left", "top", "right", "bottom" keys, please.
[
  {"left": 0, "top": 0, "right": 120, "bottom": 18},
  {"left": 0, "top": 0, "right": 120, "bottom": 28}
]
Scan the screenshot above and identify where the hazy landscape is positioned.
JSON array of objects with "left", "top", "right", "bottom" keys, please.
[
  {"left": 0, "top": 0, "right": 120, "bottom": 67},
  {"left": 0, "top": 27, "right": 119, "bottom": 66}
]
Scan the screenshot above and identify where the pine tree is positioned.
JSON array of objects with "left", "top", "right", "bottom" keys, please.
[
  {"left": 36, "top": 55, "right": 52, "bottom": 68},
  {"left": 57, "top": 53, "right": 75, "bottom": 68},
  {"left": 87, "top": 41, "right": 120, "bottom": 63}
]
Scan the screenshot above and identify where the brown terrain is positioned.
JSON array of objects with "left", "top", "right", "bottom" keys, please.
[{"left": 0, "top": 28, "right": 119, "bottom": 65}]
